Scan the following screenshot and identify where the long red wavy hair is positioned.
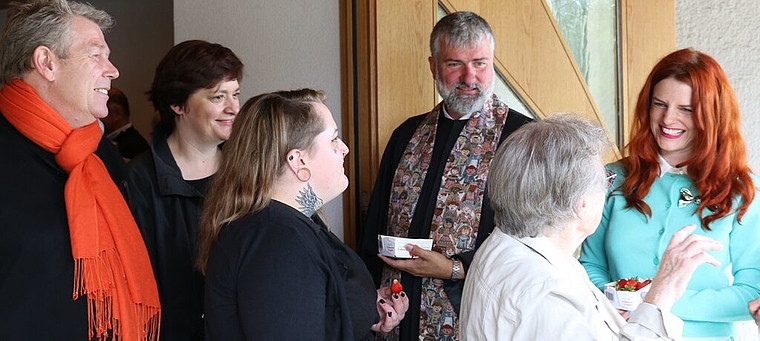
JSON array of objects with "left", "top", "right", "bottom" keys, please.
[{"left": 622, "top": 48, "right": 754, "bottom": 230}]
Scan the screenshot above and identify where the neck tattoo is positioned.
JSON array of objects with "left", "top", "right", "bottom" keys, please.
[{"left": 296, "top": 183, "right": 323, "bottom": 217}]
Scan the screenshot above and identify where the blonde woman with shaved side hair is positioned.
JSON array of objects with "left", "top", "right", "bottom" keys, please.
[{"left": 198, "top": 89, "right": 409, "bottom": 340}]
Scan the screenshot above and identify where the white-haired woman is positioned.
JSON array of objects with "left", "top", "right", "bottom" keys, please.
[{"left": 460, "top": 113, "right": 722, "bottom": 340}]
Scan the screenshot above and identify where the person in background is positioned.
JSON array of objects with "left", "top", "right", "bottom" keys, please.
[
  {"left": 102, "top": 86, "right": 149, "bottom": 160},
  {"left": 0, "top": 0, "right": 160, "bottom": 340},
  {"left": 460, "top": 113, "right": 723, "bottom": 340},
  {"left": 127, "top": 39, "right": 243, "bottom": 340},
  {"left": 198, "top": 89, "right": 409, "bottom": 340},
  {"left": 580, "top": 48, "right": 760, "bottom": 339},
  {"left": 359, "top": 11, "right": 532, "bottom": 340}
]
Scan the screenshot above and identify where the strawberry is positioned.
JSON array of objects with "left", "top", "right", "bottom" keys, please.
[
  {"left": 616, "top": 279, "right": 627, "bottom": 290},
  {"left": 391, "top": 278, "right": 403, "bottom": 294},
  {"left": 615, "top": 277, "right": 651, "bottom": 292}
]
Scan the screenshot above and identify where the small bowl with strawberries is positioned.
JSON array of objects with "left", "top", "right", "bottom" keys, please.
[{"left": 603, "top": 277, "right": 652, "bottom": 311}]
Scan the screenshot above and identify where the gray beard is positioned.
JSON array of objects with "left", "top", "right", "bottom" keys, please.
[{"left": 436, "top": 78, "right": 494, "bottom": 116}]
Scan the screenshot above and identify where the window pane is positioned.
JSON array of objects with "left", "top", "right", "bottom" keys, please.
[
  {"left": 546, "top": 0, "right": 620, "bottom": 145},
  {"left": 493, "top": 70, "right": 535, "bottom": 119}
]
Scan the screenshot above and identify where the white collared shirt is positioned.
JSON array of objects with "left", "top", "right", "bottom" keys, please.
[
  {"left": 658, "top": 154, "right": 688, "bottom": 177},
  {"left": 461, "top": 228, "right": 683, "bottom": 340}
]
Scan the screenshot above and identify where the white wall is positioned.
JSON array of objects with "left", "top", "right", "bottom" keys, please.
[
  {"left": 95, "top": 0, "right": 173, "bottom": 140},
  {"left": 679, "top": 6, "right": 760, "bottom": 339},
  {"left": 173, "top": 0, "right": 345, "bottom": 237},
  {"left": 676, "top": 5, "right": 760, "bottom": 334},
  {"left": 677, "top": 0, "right": 760, "bottom": 173}
]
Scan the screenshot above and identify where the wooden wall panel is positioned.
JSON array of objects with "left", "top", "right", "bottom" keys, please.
[
  {"left": 375, "top": 0, "right": 437, "bottom": 158},
  {"left": 340, "top": 0, "right": 358, "bottom": 247},
  {"left": 619, "top": 0, "right": 675, "bottom": 147}
]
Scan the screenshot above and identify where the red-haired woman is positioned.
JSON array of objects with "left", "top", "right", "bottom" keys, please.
[{"left": 580, "top": 48, "right": 760, "bottom": 340}]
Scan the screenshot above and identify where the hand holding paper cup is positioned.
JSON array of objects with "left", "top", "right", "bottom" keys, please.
[{"left": 377, "top": 235, "right": 433, "bottom": 258}]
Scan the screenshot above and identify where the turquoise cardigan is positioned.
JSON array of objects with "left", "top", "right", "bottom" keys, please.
[{"left": 580, "top": 161, "right": 760, "bottom": 338}]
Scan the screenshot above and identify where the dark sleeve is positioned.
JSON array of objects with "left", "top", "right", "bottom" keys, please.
[
  {"left": 116, "top": 128, "right": 150, "bottom": 159},
  {"left": 358, "top": 115, "right": 424, "bottom": 287},
  {"left": 97, "top": 136, "right": 129, "bottom": 198},
  {"left": 443, "top": 109, "right": 534, "bottom": 313},
  {"left": 205, "top": 222, "right": 331, "bottom": 341},
  {"left": 125, "top": 154, "right": 160, "bottom": 277}
]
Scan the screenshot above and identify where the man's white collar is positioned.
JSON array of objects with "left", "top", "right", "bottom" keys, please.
[{"left": 441, "top": 105, "right": 473, "bottom": 120}]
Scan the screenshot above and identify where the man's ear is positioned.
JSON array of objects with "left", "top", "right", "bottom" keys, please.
[
  {"left": 30, "top": 46, "right": 57, "bottom": 82},
  {"left": 428, "top": 56, "right": 437, "bottom": 80}
]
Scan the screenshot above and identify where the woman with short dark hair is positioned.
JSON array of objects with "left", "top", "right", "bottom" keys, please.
[{"left": 127, "top": 39, "right": 244, "bottom": 340}]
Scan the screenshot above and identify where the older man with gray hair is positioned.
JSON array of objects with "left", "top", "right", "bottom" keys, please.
[
  {"left": 359, "top": 11, "right": 533, "bottom": 341},
  {"left": 0, "top": 0, "right": 160, "bottom": 340}
]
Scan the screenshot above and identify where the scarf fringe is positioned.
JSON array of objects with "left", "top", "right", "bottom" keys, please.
[
  {"left": 136, "top": 304, "right": 162, "bottom": 341},
  {"left": 73, "top": 249, "right": 161, "bottom": 341}
]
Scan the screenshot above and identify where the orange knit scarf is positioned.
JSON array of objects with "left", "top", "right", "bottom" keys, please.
[{"left": 0, "top": 79, "right": 160, "bottom": 340}]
